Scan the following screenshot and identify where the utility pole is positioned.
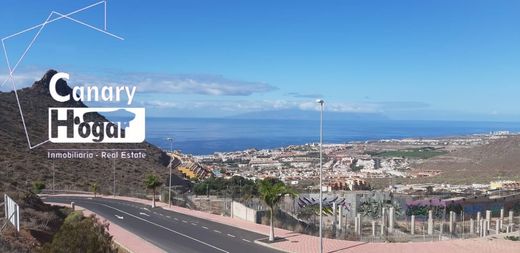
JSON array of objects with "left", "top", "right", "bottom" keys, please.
[
  {"left": 316, "top": 99, "right": 325, "bottom": 253},
  {"left": 52, "top": 161, "right": 55, "bottom": 194},
  {"left": 226, "top": 185, "right": 229, "bottom": 214},
  {"left": 113, "top": 158, "right": 116, "bottom": 197},
  {"left": 167, "top": 137, "right": 174, "bottom": 208}
]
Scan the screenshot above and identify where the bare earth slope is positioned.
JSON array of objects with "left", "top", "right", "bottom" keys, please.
[{"left": 412, "top": 135, "right": 520, "bottom": 184}]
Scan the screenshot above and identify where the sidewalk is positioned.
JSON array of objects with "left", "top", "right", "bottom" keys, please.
[{"left": 46, "top": 194, "right": 520, "bottom": 253}]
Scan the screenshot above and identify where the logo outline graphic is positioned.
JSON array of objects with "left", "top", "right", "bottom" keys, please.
[{"left": 0, "top": 0, "right": 124, "bottom": 149}]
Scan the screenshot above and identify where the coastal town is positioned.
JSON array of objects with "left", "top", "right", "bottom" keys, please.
[
  {"left": 170, "top": 131, "right": 520, "bottom": 194},
  {"left": 165, "top": 131, "right": 520, "bottom": 244}
]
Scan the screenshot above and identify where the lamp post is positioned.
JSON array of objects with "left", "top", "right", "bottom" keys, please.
[
  {"left": 113, "top": 158, "right": 116, "bottom": 197},
  {"left": 316, "top": 99, "right": 324, "bottom": 253},
  {"left": 166, "top": 137, "right": 174, "bottom": 208},
  {"left": 52, "top": 161, "right": 55, "bottom": 194}
]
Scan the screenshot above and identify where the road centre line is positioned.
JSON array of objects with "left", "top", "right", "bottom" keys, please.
[{"left": 98, "top": 203, "right": 229, "bottom": 253}]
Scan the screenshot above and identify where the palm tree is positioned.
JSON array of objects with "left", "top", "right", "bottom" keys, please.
[
  {"left": 258, "top": 178, "right": 297, "bottom": 242},
  {"left": 145, "top": 174, "right": 163, "bottom": 208},
  {"left": 90, "top": 182, "right": 99, "bottom": 198}
]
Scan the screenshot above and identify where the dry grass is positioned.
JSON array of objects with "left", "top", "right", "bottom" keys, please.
[{"left": 367, "top": 136, "right": 520, "bottom": 188}]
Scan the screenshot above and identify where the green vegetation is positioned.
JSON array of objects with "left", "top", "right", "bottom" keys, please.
[
  {"left": 512, "top": 202, "right": 520, "bottom": 213},
  {"left": 368, "top": 147, "right": 447, "bottom": 159},
  {"left": 144, "top": 174, "right": 162, "bottom": 208},
  {"left": 90, "top": 182, "right": 99, "bottom": 197},
  {"left": 258, "top": 178, "right": 297, "bottom": 242},
  {"left": 32, "top": 181, "right": 46, "bottom": 194},
  {"left": 42, "top": 211, "right": 116, "bottom": 253},
  {"left": 505, "top": 236, "right": 520, "bottom": 241},
  {"left": 349, "top": 159, "right": 364, "bottom": 172},
  {"left": 193, "top": 176, "right": 258, "bottom": 200}
]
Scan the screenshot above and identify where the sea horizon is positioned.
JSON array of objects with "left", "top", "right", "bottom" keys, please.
[{"left": 143, "top": 117, "right": 520, "bottom": 155}]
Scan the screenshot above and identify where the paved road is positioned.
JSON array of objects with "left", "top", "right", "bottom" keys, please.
[{"left": 42, "top": 196, "right": 282, "bottom": 253}]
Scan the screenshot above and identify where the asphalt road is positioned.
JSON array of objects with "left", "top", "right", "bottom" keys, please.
[{"left": 42, "top": 196, "right": 283, "bottom": 253}]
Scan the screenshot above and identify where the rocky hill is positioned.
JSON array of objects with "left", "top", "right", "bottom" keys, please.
[{"left": 0, "top": 70, "right": 187, "bottom": 195}]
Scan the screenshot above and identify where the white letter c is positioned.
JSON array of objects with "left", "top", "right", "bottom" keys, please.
[{"left": 49, "top": 72, "right": 70, "bottom": 102}]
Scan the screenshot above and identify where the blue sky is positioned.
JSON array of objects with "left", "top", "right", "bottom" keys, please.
[{"left": 1, "top": 0, "right": 520, "bottom": 121}]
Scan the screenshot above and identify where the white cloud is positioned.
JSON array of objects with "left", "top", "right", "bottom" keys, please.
[
  {"left": 141, "top": 99, "right": 415, "bottom": 114},
  {"left": 1, "top": 69, "right": 277, "bottom": 96},
  {"left": 298, "top": 101, "right": 380, "bottom": 113},
  {"left": 142, "top": 99, "right": 293, "bottom": 111},
  {"left": 0, "top": 69, "right": 429, "bottom": 117},
  {"left": 285, "top": 92, "right": 323, "bottom": 98},
  {"left": 74, "top": 72, "right": 276, "bottom": 96},
  {"left": 0, "top": 70, "right": 44, "bottom": 91}
]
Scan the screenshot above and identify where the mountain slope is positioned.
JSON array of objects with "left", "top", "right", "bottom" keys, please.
[
  {"left": 0, "top": 70, "right": 187, "bottom": 195},
  {"left": 412, "top": 135, "right": 520, "bottom": 184}
]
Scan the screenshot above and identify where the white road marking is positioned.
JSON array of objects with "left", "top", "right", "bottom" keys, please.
[
  {"left": 182, "top": 220, "right": 188, "bottom": 223},
  {"left": 115, "top": 215, "right": 124, "bottom": 220},
  {"left": 139, "top": 212, "right": 150, "bottom": 217},
  {"left": 191, "top": 223, "right": 197, "bottom": 226},
  {"left": 242, "top": 239, "right": 251, "bottom": 243},
  {"left": 160, "top": 213, "right": 164, "bottom": 216},
  {"left": 227, "top": 234, "right": 235, "bottom": 238},
  {"left": 142, "top": 207, "right": 150, "bottom": 212},
  {"left": 202, "top": 226, "right": 208, "bottom": 229},
  {"left": 166, "top": 216, "right": 171, "bottom": 218},
  {"left": 98, "top": 203, "right": 229, "bottom": 253},
  {"left": 214, "top": 230, "right": 222, "bottom": 233},
  {"left": 174, "top": 218, "right": 179, "bottom": 221}
]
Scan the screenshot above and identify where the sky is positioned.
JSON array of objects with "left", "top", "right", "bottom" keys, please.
[{"left": 0, "top": 0, "right": 519, "bottom": 121}]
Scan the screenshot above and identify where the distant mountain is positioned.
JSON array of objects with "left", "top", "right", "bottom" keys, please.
[
  {"left": 231, "top": 109, "right": 388, "bottom": 121},
  {"left": 0, "top": 70, "right": 188, "bottom": 194}
]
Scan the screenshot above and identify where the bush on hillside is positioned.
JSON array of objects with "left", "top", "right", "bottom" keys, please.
[
  {"left": 41, "top": 212, "right": 116, "bottom": 253},
  {"left": 32, "top": 181, "right": 46, "bottom": 194}
]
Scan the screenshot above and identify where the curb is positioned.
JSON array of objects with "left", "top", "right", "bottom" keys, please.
[
  {"left": 113, "top": 239, "right": 134, "bottom": 253},
  {"left": 254, "top": 238, "right": 294, "bottom": 253}
]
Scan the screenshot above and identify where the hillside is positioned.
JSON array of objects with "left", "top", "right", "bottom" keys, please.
[
  {"left": 0, "top": 187, "right": 68, "bottom": 253},
  {"left": 0, "top": 70, "right": 187, "bottom": 195},
  {"left": 410, "top": 135, "right": 520, "bottom": 184}
]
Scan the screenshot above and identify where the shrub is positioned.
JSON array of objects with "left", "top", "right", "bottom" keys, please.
[
  {"left": 32, "top": 181, "right": 46, "bottom": 194},
  {"left": 42, "top": 212, "right": 116, "bottom": 253}
]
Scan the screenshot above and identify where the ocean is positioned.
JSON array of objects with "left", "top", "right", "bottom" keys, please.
[{"left": 144, "top": 118, "right": 520, "bottom": 155}]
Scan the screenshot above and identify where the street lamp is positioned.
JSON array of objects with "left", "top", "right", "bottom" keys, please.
[
  {"left": 113, "top": 158, "right": 116, "bottom": 197},
  {"left": 316, "top": 99, "right": 324, "bottom": 253},
  {"left": 52, "top": 161, "right": 55, "bottom": 194},
  {"left": 166, "top": 137, "right": 174, "bottom": 208}
]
